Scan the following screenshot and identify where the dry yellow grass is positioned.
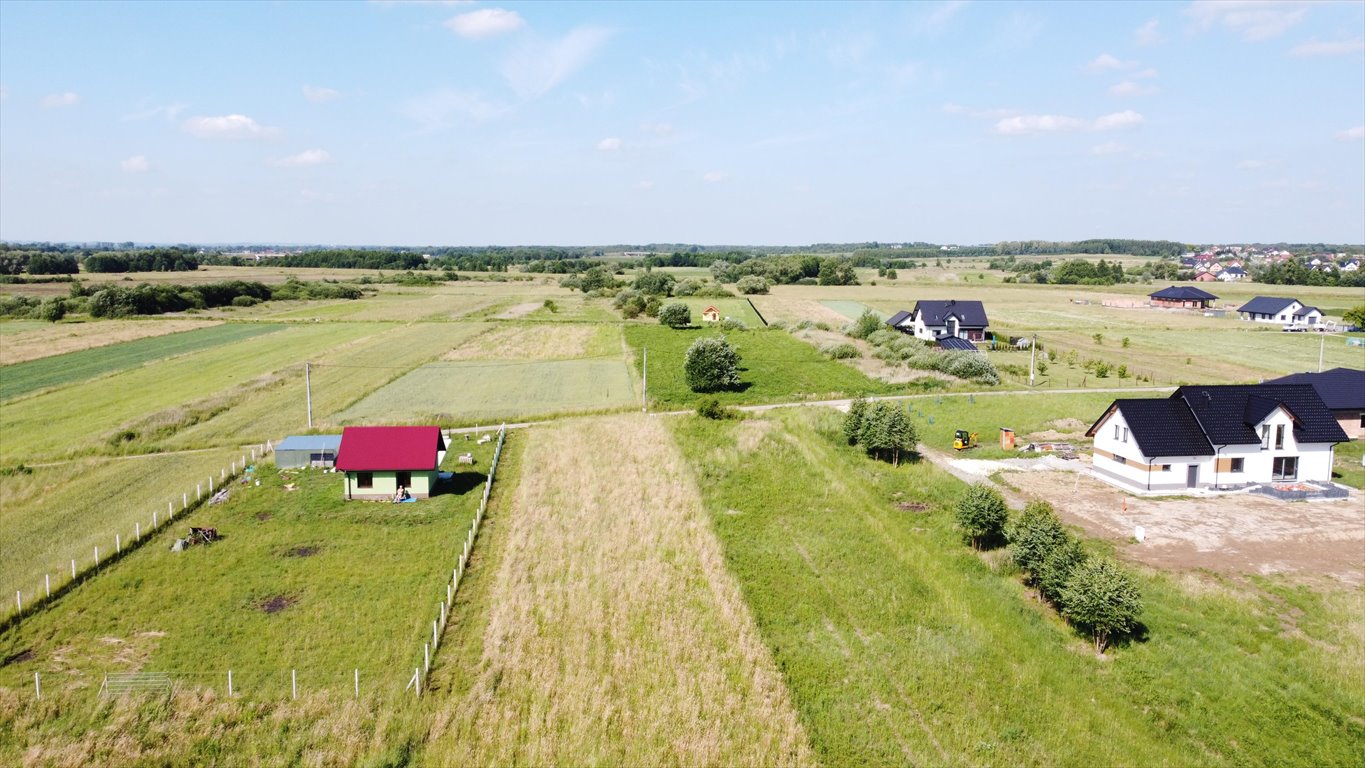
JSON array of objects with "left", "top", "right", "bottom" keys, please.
[
  {"left": 423, "top": 415, "right": 814, "bottom": 766},
  {"left": 0, "top": 319, "right": 220, "bottom": 365},
  {"left": 441, "top": 324, "right": 612, "bottom": 361}
]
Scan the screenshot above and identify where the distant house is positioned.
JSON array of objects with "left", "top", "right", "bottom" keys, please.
[
  {"left": 1085, "top": 384, "right": 1347, "bottom": 492},
  {"left": 905, "top": 300, "right": 989, "bottom": 342},
  {"left": 1192, "top": 270, "right": 1218, "bottom": 282},
  {"left": 275, "top": 435, "right": 342, "bottom": 469},
  {"left": 1217, "top": 266, "right": 1247, "bottom": 282},
  {"left": 1236, "top": 296, "right": 1322, "bottom": 326},
  {"left": 336, "top": 426, "right": 446, "bottom": 501},
  {"left": 1265, "top": 367, "right": 1365, "bottom": 439},
  {"left": 701, "top": 305, "right": 720, "bottom": 322},
  {"left": 1149, "top": 286, "right": 1218, "bottom": 309},
  {"left": 885, "top": 310, "right": 913, "bottom": 333}
]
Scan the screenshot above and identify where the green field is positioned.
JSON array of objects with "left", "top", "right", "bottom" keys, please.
[
  {"left": 624, "top": 324, "right": 896, "bottom": 410},
  {"left": 669, "top": 297, "right": 765, "bottom": 327},
  {"left": 669, "top": 408, "right": 1365, "bottom": 766},
  {"left": 0, "top": 323, "right": 284, "bottom": 401},
  {"left": 1334, "top": 440, "right": 1365, "bottom": 489},
  {"left": 819, "top": 299, "right": 884, "bottom": 321},
  {"left": 339, "top": 358, "right": 638, "bottom": 424}
]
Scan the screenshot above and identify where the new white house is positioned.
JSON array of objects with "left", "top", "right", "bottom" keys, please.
[
  {"left": 1236, "top": 296, "right": 1323, "bottom": 326},
  {"left": 1085, "top": 384, "right": 1347, "bottom": 493},
  {"left": 887, "top": 300, "right": 989, "bottom": 343}
]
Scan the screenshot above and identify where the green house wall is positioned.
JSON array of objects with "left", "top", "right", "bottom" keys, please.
[{"left": 343, "top": 470, "right": 436, "bottom": 501}]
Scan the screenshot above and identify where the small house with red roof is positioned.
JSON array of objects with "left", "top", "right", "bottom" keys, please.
[{"left": 336, "top": 426, "right": 446, "bottom": 501}]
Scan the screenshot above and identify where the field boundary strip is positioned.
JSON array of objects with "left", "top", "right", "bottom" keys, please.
[{"left": 1, "top": 441, "right": 276, "bottom": 632}]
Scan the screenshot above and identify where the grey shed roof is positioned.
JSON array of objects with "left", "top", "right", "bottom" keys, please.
[
  {"left": 277, "top": 435, "right": 343, "bottom": 452},
  {"left": 886, "top": 310, "right": 912, "bottom": 327}
]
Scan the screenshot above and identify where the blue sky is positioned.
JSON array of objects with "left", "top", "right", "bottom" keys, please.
[{"left": 1, "top": 1, "right": 1362, "bottom": 246}]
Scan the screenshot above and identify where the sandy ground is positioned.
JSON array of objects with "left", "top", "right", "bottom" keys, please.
[
  {"left": 491, "top": 301, "right": 541, "bottom": 320},
  {"left": 1000, "top": 469, "right": 1365, "bottom": 586},
  {"left": 792, "top": 327, "right": 957, "bottom": 385}
]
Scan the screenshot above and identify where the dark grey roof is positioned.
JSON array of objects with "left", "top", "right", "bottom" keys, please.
[
  {"left": 1087, "top": 399, "right": 1214, "bottom": 457},
  {"left": 912, "top": 299, "right": 989, "bottom": 328},
  {"left": 886, "top": 310, "right": 912, "bottom": 327},
  {"left": 937, "top": 336, "right": 978, "bottom": 351},
  {"left": 1264, "top": 368, "right": 1365, "bottom": 410},
  {"left": 1174, "top": 384, "right": 1347, "bottom": 446},
  {"left": 1237, "top": 296, "right": 1299, "bottom": 315},
  {"left": 1293, "top": 306, "right": 1321, "bottom": 317},
  {"left": 1149, "top": 286, "right": 1218, "bottom": 301},
  {"left": 1222, "top": 266, "right": 1247, "bottom": 274}
]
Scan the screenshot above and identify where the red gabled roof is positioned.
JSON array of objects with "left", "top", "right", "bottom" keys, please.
[{"left": 336, "top": 426, "right": 445, "bottom": 471}]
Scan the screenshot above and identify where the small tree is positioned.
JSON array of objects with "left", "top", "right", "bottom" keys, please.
[
  {"left": 847, "top": 309, "right": 883, "bottom": 340},
  {"left": 736, "top": 275, "right": 770, "bottom": 295},
  {"left": 1005, "top": 500, "right": 1069, "bottom": 580},
  {"left": 1036, "top": 537, "right": 1086, "bottom": 605},
  {"left": 1060, "top": 557, "right": 1143, "bottom": 654},
  {"left": 658, "top": 303, "right": 692, "bottom": 328},
  {"left": 844, "top": 395, "right": 869, "bottom": 445},
  {"left": 578, "top": 266, "right": 616, "bottom": 293},
  {"left": 1343, "top": 304, "right": 1365, "bottom": 328},
  {"left": 857, "top": 402, "right": 918, "bottom": 465},
  {"left": 955, "top": 483, "right": 1008, "bottom": 549},
  {"left": 684, "top": 335, "right": 741, "bottom": 392},
  {"left": 632, "top": 271, "right": 676, "bottom": 296},
  {"left": 37, "top": 298, "right": 66, "bottom": 323},
  {"left": 885, "top": 268, "right": 897, "bottom": 280}
]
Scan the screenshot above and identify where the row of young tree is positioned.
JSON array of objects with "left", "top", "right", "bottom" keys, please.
[
  {"left": 0, "top": 278, "right": 364, "bottom": 320},
  {"left": 955, "top": 486, "right": 1143, "bottom": 654},
  {"left": 711, "top": 255, "right": 860, "bottom": 286},
  {"left": 843, "top": 397, "right": 918, "bottom": 465}
]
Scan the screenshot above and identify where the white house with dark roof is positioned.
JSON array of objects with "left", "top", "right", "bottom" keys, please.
[
  {"left": 1236, "top": 296, "right": 1323, "bottom": 326},
  {"left": 905, "top": 300, "right": 989, "bottom": 342},
  {"left": 1085, "top": 384, "right": 1347, "bottom": 493}
]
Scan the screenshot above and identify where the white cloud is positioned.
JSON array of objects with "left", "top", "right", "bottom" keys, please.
[
  {"left": 1336, "top": 125, "right": 1365, "bottom": 141},
  {"left": 915, "top": 0, "right": 969, "bottom": 35},
  {"left": 273, "top": 149, "right": 332, "bottom": 167},
  {"left": 405, "top": 88, "right": 505, "bottom": 129},
  {"left": 1090, "top": 142, "right": 1129, "bottom": 155},
  {"left": 123, "top": 102, "right": 188, "bottom": 122},
  {"left": 182, "top": 114, "right": 278, "bottom": 140},
  {"left": 501, "top": 26, "right": 612, "bottom": 99},
  {"left": 120, "top": 155, "right": 150, "bottom": 173},
  {"left": 445, "top": 8, "right": 525, "bottom": 39},
  {"left": 996, "top": 110, "right": 1144, "bottom": 135},
  {"left": 1086, "top": 53, "right": 1133, "bottom": 72},
  {"left": 1133, "top": 67, "right": 1159, "bottom": 79},
  {"left": 702, "top": 170, "right": 729, "bottom": 183},
  {"left": 1290, "top": 38, "right": 1365, "bottom": 57},
  {"left": 303, "top": 85, "right": 341, "bottom": 103},
  {"left": 1110, "top": 80, "right": 1160, "bottom": 96},
  {"left": 635, "top": 180, "right": 655, "bottom": 191},
  {"left": 1185, "top": 1, "right": 1307, "bottom": 42},
  {"left": 1237, "top": 159, "right": 1267, "bottom": 169},
  {"left": 640, "top": 121, "right": 673, "bottom": 136},
  {"left": 995, "top": 114, "right": 1086, "bottom": 134},
  {"left": 41, "top": 91, "right": 79, "bottom": 108},
  {"left": 1093, "top": 110, "right": 1144, "bottom": 130},
  {"left": 596, "top": 137, "right": 622, "bottom": 151},
  {"left": 1135, "top": 18, "right": 1162, "bottom": 46}
]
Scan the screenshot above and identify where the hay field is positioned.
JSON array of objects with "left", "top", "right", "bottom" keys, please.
[
  {"left": 422, "top": 416, "right": 813, "bottom": 766},
  {"left": 0, "top": 318, "right": 221, "bottom": 366},
  {"left": 443, "top": 324, "right": 618, "bottom": 361},
  {"left": 340, "top": 359, "right": 638, "bottom": 425}
]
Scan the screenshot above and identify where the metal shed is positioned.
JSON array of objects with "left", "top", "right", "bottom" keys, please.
[{"left": 275, "top": 435, "right": 343, "bottom": 469}]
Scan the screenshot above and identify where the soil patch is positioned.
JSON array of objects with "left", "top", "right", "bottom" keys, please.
[
  {"left": 258, "top": 595, "right": 298, "bottom": 614},
  {"left": 254, "top": 512, "right": 273, "bottom": 521},
  {"left": 284, "top": 545, "right": 320, "bottom": 558},
  {"left": 492, "top": 302, "right": 541, "bottom": 320},
  {"left": 1, "top": 649, "right": 34, "bottom": 667},
  {"left": 896, "top": 502, "right": 930, "bottom": 512}
]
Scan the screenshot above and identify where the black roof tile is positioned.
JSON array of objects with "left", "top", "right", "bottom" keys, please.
[
  {"left": 1175, "top": 384, "right": 1347, "bottom": 446},
  {"left": 1236, "top": 296, "right": 1299, "bottom": 315},
  {"left": 912, "top": 300, "right": 989, "bottom": 327},
  {"left": 1149, "top": 286, "right": 1218, "bottom": 301},
  {"left": 1265, "top": 368, "right": 1365, "bottom": 410}
]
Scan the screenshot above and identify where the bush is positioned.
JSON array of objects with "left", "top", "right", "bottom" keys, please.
[
  {"left": 695, "top": 398, "right": 736, "bottom": 420},
  {"left": 578, "top": 266, "right": 617, "bottom": 293},
  {"left": 684, "top": 335, "right": 742, "bottom": 392},
  {"left": 720, "top": 317, "right": 748, "bottom": 331},
  {"left": 644, "top": 296, "right": 662, "bottom": 318},
  {"left": 37, "top": 297, "right": 66, "bottom": 322},
  {"left": 231, "top": 295, "right": 260, "bottom": 307},
  {"left": 823, "top": 343, "right": 860, "bottom": 359},
  {"left": 632, "top": 271, "right": 676, "bottom": 296},
  {"left": 1036, "top": 537, "right": 1087, "bottom": 605},
  {"left": 1006, "top": 501, "right": 1070, "bottom": 580},
  {"left": 673, "top": 278, "right": 704, "bottom": 297},
  {"left": 846, "top": 309, "right": 883, "bottom": 340},
  {"left": 658, "top": 302, "right": 692, "bottom": 328},
  {"left": 955, "top": 483, "right": 1008, "bottom": 549},
  {"left": 843, "top": 395, "right": 869, "bottom": 444},
  {"left": 1060, "top": 557, "right": 1143, "bottom": 654},
  {"left": 846, "top": 400, "right": 917, "bottom": 465},
  {"left": 543, "top": 299, "right": 558, "bottom": 313},
  {"left": 614, "top": 289, "right": 647, "bottom": 319},
  {"left": 736, "top": 275, "right": 770, "bottom": 295}
]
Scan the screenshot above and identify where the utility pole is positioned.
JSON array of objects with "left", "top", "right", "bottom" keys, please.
[
  {"left": 1318, "top": 333, "right": 1325, "bottom": 372},
  {"left": 305, "top": 362, "right": 313, "bottom": 428},
  {"left": 642, "top": 347, "right": 648, "bottom": 412},
  {"left": 1028, "top": 334, "right": 1037, "bottom": 387}
]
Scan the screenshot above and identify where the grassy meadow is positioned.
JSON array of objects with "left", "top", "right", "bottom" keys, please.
[
  {"left": 0, "top": 318, "right": 222, "bottom": 366},
  {"left": 669, "top": 408, "right": 1365, "bottom": 766}
]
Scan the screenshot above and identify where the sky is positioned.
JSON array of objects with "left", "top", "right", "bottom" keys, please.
[{"left": 1, "top": 0, "right": 1362, "bottom": 246}]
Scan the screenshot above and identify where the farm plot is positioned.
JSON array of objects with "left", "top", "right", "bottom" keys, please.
[
  {"left": 442, "top": 324, "right": 618, "bottom": 361},
  {"left": 671, "top": 297, "right": 764, "bottom": 327},
  {"left": 0, "top": 449, "right": 246, "bottom": 607},
  {"left": 818, "top": 299, "right": 884, "bottom": 321},
  {"left": 0, "top": 318, "right": 221, "bottom": 366},
  {"left": 0, "top": 438, "right": 498, "bottom": 698},
  {"left": 421, "top": 416, "right": 812, "bottom": 766},
  {"left": 339, "top": 358, "right": 637, "bottom": 425},
  {"left": 669, "top": 409, "right": 1365, "bottom": 766},
  {"left": 0, "top": 323, "right": 283, "bottom": 401},
  {"left": 0, "top": 323, "right": 382, "bottom": 463},
  {"left": 746, "top": 295, "right": 856, "bottom": 327}
]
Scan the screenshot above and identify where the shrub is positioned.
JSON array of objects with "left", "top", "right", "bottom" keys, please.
[
  {"left": 578, "top": 265, "right": 617, "bottom": 293},
  {"left": 1092, "top": 333, "right": 1104, "bottom": 345},
  {"left": 695, "top": 398, "right": 735, "bottom": 420},
  {"left": 823, "top": 343, "right": 859, "bottom": 359},
  {"left": 683, "top": 335, "right": 741, "bottom": 392},
  {"left": 736, "top": 275, "right": 770, "bottom": 295},
  {"left": 955, "top": 483, "right": 1008, "bottom": 549},
  {"left": 231, "top": 295, "right": 260, "bottom": 307},
  {"left": 1036, "top": 537, "right": 1087, "bottom": 605},
  {"left": 843, "top": 395, "right": 869, "bottom": 445},
  {"left": 720, "top": 317, "right": 748, "bottom": 331},
  {"left": 1060, "top": 557, "right": 1143, "bottom": 654},
  {"left": 632, "top": 271, "right": 676, "bottom": 296},
  {"left": 658, "top": 302, "right": 692, "bottom": 328},
  {"left": 614, "top": 289, "right": 647, "bottom": 319},
  {"left": 1006, "top": 500, "right": 1070, "bottom": 580},
  {"left": 1094, "top": 362, "right": 1111, "bottom": 378},
  {"left": 37, "top": 297, "right": 66, "bottom": 322},
  {"left": 846, "top": 309, "right": 883, "bottom": 340},
  {"left": 673, "top": 278, "right": 704, "bottom": 297},
  {"left": 854, "top": 402, "right": 917, "bottom": 465},
  {"left": 543, "top": 299, "right": 558, "bottom": 313},
  {"left": 885, "top": 268, "right": 897, "bottom": 280},
  {"left": 644, "top": 296, "right": 662, "bottom": 318}
]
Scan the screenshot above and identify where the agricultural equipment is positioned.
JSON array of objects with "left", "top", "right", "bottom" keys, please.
[{"left": 953, "top": 430, "right": 979, "bottom": 451}]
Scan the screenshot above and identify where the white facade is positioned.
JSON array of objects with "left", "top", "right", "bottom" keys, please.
[
  {"left": 1240, "top": 299, "right": 1304, "bottom": 323},
  {"left": 911, "top": 313, "right": 984, "bottom": 342},
  {"left": 1090, "top": 406, "right": 1336, "bottom": 493}
]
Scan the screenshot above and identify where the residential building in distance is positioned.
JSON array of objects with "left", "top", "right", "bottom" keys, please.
[
  {"left": 1236, "top": 296, "right": 1323, "bottom": 326},
  {"left": 1148, "top": 286, "right": 1218, "bottom": 309}
]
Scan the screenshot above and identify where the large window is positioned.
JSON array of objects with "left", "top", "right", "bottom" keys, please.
[
  {"left": 1275, "top": 424, "right": 1285, "bottom": 450},
  {"left": 1229, "top": 458, "right": 1244, "bottom": 473},
  {"left": 1272, "top": 457, "right": 1298, "bottom": 481},
  {"left": 356, "top": 472, "right": 373, "bottom": 489}
]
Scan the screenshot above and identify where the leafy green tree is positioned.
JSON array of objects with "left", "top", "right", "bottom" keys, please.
[
  {"left": 1060, "top": 557, "right": 1143, "bottom": 654},
  {"left": 954, "top": 483, "right": 1008, "bottom": 549},
  {"left": 614, "top": 289, "right": 647, "bottom": 319},
  {"left": 1036, "top": 537, "right": 1086, "bottom": 605},
  {"left": 578, "top": 266, "right": 617, "bottom": 293},
  {"left": 843, "top": 395, "right": 869, "bottom": 445},
  {"left": 632, "top": 270, "right": 676, "bottom": 296},
  {"left": 736, "top": 275, "right": 770, "bottom": 294},
  {"left": 37, "top": 298, "right": 66, "bottom": 322},
  {"left": 27, "top": 254, "right": 79, "bottom": 275},
  {"left": 658, "top": 302, "right": 692, "bottom": 328},
  {"left": 1344, "top": 304, "right": 1365, "bottom": 328},
  {"left": 643, "top": 296, "right": 662, "bottom": 317},
  {"left": 709, "top": 260, "right": 736, "bottom": 283},
  {"left": 684, "top": 335, "right": 741, "bottom": 392},
  {"left": 847, "top": 309, "right": 883, "bottom": 339},
  {"left": 1006, "top": 500, "right": 1069, "bottom": 580},
  {"left": 857, "top": 403, "right": 917, "bottom": 465}
]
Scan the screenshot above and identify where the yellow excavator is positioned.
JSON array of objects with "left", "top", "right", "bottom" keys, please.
[{"left": 953, "top": 430, "right": 979, "bottom": 451}]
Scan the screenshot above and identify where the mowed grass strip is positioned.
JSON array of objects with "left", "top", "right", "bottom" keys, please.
[
  {"left": 671, "top": 297, "right": 764, "bottom": 326},
  {"left": 442, "top": 323, "right": 618, "bottom": 361},
  {"left": 0, "top": 323, "right": 283, "bottom": 401},
  {"left": 340, "top": 358, "right": 637, "bottom": 425},
  {"left": 421, "top": 416, "right": 814, "bottom": 766},
  {"left": 0, "top": 318, "right": 222, "bottom": 366},
  {"left": 625, "top": 324, "right": 892, "bottom": 410},
  {"left": 669, "top": 409, "right": 1365, "bottom": 766}
]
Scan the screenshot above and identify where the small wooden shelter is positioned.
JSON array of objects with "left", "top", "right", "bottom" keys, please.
[{"left": 701, "top": 305, "right": 720, "bottom": 322}]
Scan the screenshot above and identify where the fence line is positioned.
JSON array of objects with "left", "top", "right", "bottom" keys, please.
[
  {"left": 25, "top": 666, "right": 381, "bottom": 701},
  {"left": 412, "top": 423, "right": 507, "bottom": 696},
  {"left": 2, "top": 440, "right": 277, "bottom": 630}
]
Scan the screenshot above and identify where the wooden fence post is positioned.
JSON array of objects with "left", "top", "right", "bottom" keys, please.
[
  {"left": 424, "top": 643, "right": 430, "bottom": 674},
  {"left": 45, "top": 574, "right": 50, "bottom": 598},
  {"left": 169, "top": 501, "right": 174, "bottom": 519},
  {"left": 34, "top": 672, "right": 40, "bottom": 700},
  {"left": 71, "top": 560, "right": 76, "bottom": 579},
  {"left": 153, "top": 510, "right": 158, "bottom": 528},
  {"left": 116, "top": 534, "right": 121, "bottom": 554},
  {"left": 292, "top": 669, "right": 297, "bottom": 700},
  {"left": 354, "top": 669, "right": 359, "bottom": 699},
  {"left": 135, "top": 522, "right": 141, "bottom": 541},
  {"left": 227, "top": 669, "right": 234, "bottom": 697},
  {"left": 94, "top": 546, "right": 99, "bottom": 567}
]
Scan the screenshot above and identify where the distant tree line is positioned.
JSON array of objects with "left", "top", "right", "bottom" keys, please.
[
  {"left": 83, "top": 248, "right": 200, "bottom": 273},
  {"left": 1252, "top": 260, "right": 1365, "bottom": 287},
  {"left": 0, "top": 278, "right": 364, "bottom": 321}
]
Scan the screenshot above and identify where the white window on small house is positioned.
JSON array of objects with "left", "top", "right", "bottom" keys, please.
[
  {"left": 1114, "top": 424, "right": 1120, "bottom": 440},
  {"left": 1275, "top": 424, "right": 1285, "bottom": 450},
  {"left": 1261, "top": 425, "right": 1270, "bottom": 449},
  {"left": 1123, "top": 427, "right": 1129, "bottom": 443}
]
